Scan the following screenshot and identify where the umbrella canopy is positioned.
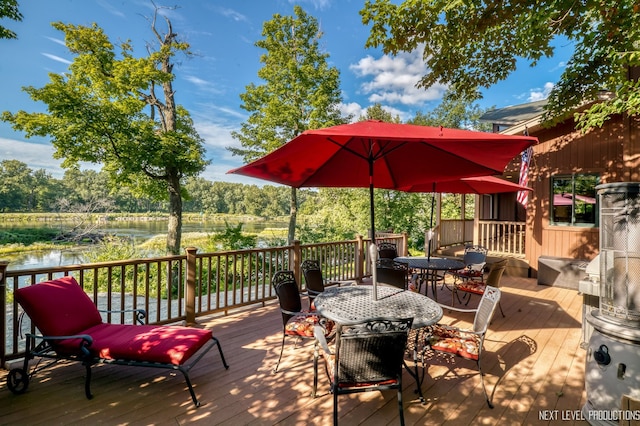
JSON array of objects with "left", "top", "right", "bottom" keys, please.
[
  {"left": 228, "top": 120, "right": 538, "bottom": 239},
  {"left": 399, "top": 175, "right": 532, "bottom": 194},
  {"left": 400, "top": 175, "right": 533, "bottom": 260}
]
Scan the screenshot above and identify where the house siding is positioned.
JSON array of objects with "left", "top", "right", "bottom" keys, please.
[{"left": 518, "top": 114, "right": 640, "bottom": 275}]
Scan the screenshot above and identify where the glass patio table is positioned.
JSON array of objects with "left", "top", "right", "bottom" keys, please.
[
  {"left": 313, "top": 285, "right": 443, "bottom": 403},
  {"left": 394, "top": 256, "right": 465, "bottom": 301}
]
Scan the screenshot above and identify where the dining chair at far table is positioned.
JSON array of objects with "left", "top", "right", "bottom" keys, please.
[
  {"left": 312, "top": 317, "right": 414, "bottom": 426},
  {"left": 271, "top": 270, "right": 334, "bottom": 373},
  {"left": 377, "top": 241, "right": 398, "bottom": 259},
  {"left": 423, "top": 286, "right": 501, "bottom": 408},
  {"left": 301, "top": 259, "right": 327, "bottom": 309},
  {"left": 453, "top": 258, "right": 508, "bottom": 317},
  {"left": 376, "top": 258, "right": 409, "bottom": 290},
  {"left": 447, "top": 245, "right": 488, "bottom": 286}
]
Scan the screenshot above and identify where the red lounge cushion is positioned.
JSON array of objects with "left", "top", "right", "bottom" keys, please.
[
  {"left": 55, "top": 323, "right": 212, "bottom": 365},
  {"left": 285, "top": 314, "right": 334, "bottom": 337},
  {"left": 428, "top": 325, "right": 480, "bottom": 360},
  {"left": 15, "top": 276, "right": 103, "bottom": 337}
]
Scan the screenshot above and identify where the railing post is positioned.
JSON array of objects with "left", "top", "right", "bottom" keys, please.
[
  {"left": 473, "top": 196, "right": 480, "bottom": 245},
  {"left": 0, "top": 261, "right": 8, "bottom": 366},
  {"left": 185, "top": 247, "right": 197, "bottom": 325},
  {"left": 355, "top": 235, "right": 364, "bottom": 282},
  {"left": 401, "top": 232, "right": 409, "bottom": 256},
  {"left": 292, "top": 240, "right": 302, "bottom": 288}
]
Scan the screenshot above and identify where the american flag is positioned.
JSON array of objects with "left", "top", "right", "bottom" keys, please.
[{"left": 517, "top": 146, "right": 533, "bottom": 206}]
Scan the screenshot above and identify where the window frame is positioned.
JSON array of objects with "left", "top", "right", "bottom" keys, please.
[{"left": 550, "top": 173, "right": 599, "bottom": 227}]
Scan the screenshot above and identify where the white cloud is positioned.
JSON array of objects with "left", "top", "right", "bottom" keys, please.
[
  {"left": 338, "top": 102, "right": 365, "bottom": 121},
  {"left": 528, "top": 82, "right": 554, "bottom": 102},
  {"left": 217, "top": 7, "right": 248, "bottom": 23},
  {"left": 97, "top": 0, "right": 126, "bottom": 18},
  {"left": 288, "top": 0, "right": 332, "bottom": 10},
  {"left": 41, "top": 53, "right": 71, "bottom": 65},
  {"left": 184, "top": 75, "right": 225, "bottom": 95},
  {"left": 350, "top": 47, "right": 447, "bottom": 106},
  {"left": 45, "top": 37, "right": 66, "bottom": 47},
  {"left": 0, "top": 137, "right": 99, "bottom": 178}
]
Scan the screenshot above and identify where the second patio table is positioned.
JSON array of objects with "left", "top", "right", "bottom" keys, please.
[
  {"left": 394, "top": 256, "right": 464, "bottom": 301},
  {"left": 313, "top": 285, "right": 443, "bottom": 403}
]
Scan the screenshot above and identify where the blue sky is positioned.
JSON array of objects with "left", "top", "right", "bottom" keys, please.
[{"left": 0, "top": 0, "right": 572, "bottom": 185}]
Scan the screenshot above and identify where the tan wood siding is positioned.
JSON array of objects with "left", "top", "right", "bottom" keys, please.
[{"left": 524, "top": 116, "right": 634, "bottom": 274}]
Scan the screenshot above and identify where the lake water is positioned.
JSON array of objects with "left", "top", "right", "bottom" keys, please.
[{"left": 2, "top": 219, "right": 287, "bottom": 271}]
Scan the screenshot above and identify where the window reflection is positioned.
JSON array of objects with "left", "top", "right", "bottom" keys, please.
[{"left": 551, "top": 174, "right": 598, "bottom": 225}]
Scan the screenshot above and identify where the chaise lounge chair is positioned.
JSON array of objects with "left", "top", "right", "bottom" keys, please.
[{"left": 7, "top": 276, "right": 228, "bottom": 407}]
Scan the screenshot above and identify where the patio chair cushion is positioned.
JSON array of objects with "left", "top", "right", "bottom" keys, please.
[
  {"left": 15, "top": 276, "right": 103, "bottom": 337},
  {"left": 55, "top": 323, "right": 213, "bottom": 365},
  {"left": 285, "top": 313, "right": 334, "bottom": 337},
  {"left": 428, "top": 325, "right": 480, "bottom": 360},
  {"left": 456, "top": 281, "right": 486, "bottom": 295},
  {"left": 455, "top": 263, "right": 485, "bottom": 278}
]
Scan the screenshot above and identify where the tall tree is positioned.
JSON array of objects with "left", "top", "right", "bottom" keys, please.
[
  {"left": 2, "top": 6, "right": 208, "bottom": 254},
  {"left": 407, "top": 92, "right": 491, "bottom": 131},
  {"left": 0, "top": 0, "right": 22, "bottom": 40},
  {"left": 359, "top": 103, "right": 401, "bottom": 123},
  {"left": 230, "top": 5, "right": 344, "bottom": 244},
  {"left": 361, "top": 0, "right": 640, "bottom": 130},
  {"left": 0, "top": 159, "right": 32, "bottom": 211}
]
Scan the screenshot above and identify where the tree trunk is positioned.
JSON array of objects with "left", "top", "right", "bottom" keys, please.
[
  {"left": 167, "top": 174, "right": 182, "bottom": 255},
  {"left": 288, "top": 186, "right": 297, "bottom": 244}
]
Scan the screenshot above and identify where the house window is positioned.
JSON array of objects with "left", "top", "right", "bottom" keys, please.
[{"left": 551, "top": 174, "right": 599, "bottom": 226}]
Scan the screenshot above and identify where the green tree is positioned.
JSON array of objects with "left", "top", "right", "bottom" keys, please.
[
  {"left": 2, "top": 8, "right": 208, "bottom": 254},
  {"left": 30, "top": 168, "right": 62, "bottom": 212},
  {"left": 359, "top": 103, "right": 401, "bottom": 122},
  {"left": 407, "top": 93, "right": 492, "bottom": 131},
  {"left": 0, "top": 159, "right": 32, "bottom": 211},
  {"left": 0, "top": 0, "right": 22, "bottom": 40},
  {"left": 361, "top": 0, "right": 640, "bottom": 130},
  {"left": 230, "top": 5, "right": 344, "bottom": 244}
]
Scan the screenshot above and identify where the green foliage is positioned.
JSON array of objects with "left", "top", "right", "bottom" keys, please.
[
  {"left": 0, "top": 228, "right": 60, "bottom": 245},
  {"left": 359, "top": 103, "right": 402, "bottom": 123},
  {"left": 231, "top": 5, "right": 345, "bottom": 163},
  {"left": 0, "top": 0, "right": 22, "bottom": 40},
  {"left": 407, "top": 91, "right": 492, "bottom": 131},
  {"left": 230, "top": 5, "right": 346, "bottom": 244},
  {"left": 362, "top": 0, "right": 640, "bottom": 130},
  {"left": 205, "top": 222, "right": 257, "bottom": 251},
  {"left": 1, "top": 11, "right": 208, "bottom": 254},
  {"left": 83, "top": 236, "right": 142, "bottom": 263},
  {"left": 82, "top": 235, "right": 162, "bottom": 295}
]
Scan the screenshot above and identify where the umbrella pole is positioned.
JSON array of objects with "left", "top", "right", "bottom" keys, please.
[
  {"left": 369, "top": 161, "right": 375, "bottom": 242},
  {"left": 428, "top": 192, "right": 436, "bottom": 261},
  {"left": 368, "top": 157, "right": 378, "bottom": 301},
  {"left": 369, "top": 242, "right": 378, "bottom": 301}
]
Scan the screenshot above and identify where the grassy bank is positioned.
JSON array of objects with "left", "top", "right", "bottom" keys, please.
[{"left": 0, "top": 214, "right": 289, "bottom": 257}]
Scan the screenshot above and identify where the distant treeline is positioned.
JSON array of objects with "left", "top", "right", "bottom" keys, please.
[{"left": 0, "top": 159, "right": 312, "bottom": 217}]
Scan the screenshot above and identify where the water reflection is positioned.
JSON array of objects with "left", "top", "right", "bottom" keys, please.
[{"left": 2, "top": 220, "right": 287, "bottom": 270}]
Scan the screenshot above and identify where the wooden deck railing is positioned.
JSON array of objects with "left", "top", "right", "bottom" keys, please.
[
  {"left": 438, "top": 219, "right": 526, "bottom": 257},
  {"left": 477, "top": 220, "right": 526, "bottom": 257},
  {"left": 0, "top": 234, "right": 407, "bottom": 366}
]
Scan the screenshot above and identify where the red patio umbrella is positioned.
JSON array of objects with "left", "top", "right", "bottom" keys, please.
[
  {"left": 399, "top": 175, "right": 533, "bottom": 259},
  {"left": 228, "top": 120, "right": 538, "bottom": 240},
  {"left": 399, "top": 175, "right": 532, "bottom": 195}
]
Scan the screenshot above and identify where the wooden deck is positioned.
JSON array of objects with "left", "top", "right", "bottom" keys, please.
[{"left": 0, "top": 276, "right": 590, "bottom": 425}]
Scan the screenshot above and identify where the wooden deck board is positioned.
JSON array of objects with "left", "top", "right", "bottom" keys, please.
[{"left": 0, "top": 277, "right": 590, "bottom": 425}]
